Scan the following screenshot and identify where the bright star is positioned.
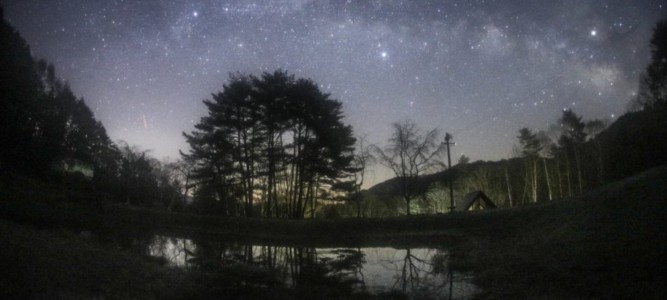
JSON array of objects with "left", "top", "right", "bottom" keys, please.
[
  {"left": 590, "top": 29, "right": 597, "bottom": 36},
  {"left": 381, "top": 51, "right": 387, "bottom": 58},
  {"left": 193, "top": 11, "right": 199, "bottom": 17}
]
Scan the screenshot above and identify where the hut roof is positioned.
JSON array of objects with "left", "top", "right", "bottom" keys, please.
[{"left": 456, "top": 191, "right": 496, "bottom": 211}]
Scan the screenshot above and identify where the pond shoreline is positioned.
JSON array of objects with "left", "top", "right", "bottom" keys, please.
[{"left": 2, "top": 165, "right": 666, "bottom": 299}]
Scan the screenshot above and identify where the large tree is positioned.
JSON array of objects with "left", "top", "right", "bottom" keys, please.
[
  {"left": 636, "top": 20, "right": 667, "bottom": 110},
  {"left": 184, "top": 70, "right": 356, "bottom": 218},
  {"left": 373, "top": 120, "right": 444, "bottom": 215}
]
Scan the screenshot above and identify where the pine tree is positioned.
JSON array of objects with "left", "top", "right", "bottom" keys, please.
[
  {"left": 637, "top": 20, "right": 667, "bottom": 110},
  {"left": 183, "top": 71, "right": 356, "bottom": 218}
]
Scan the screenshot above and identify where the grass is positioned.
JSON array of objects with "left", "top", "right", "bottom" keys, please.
[
  {"left": 0, "top": 219, "right": 202, "bottom": 299},
  {"left": 451, "top": 165, "right": 667, "bottom": 299},
  {"left": 1, "top": 166, "right": 666, "bottom": 299},
  {"left": 0, "top": 174, "right": 472, "bottom": 247},
  {"left": 0, "top": 220, "right": 419, "bottom": 300}
]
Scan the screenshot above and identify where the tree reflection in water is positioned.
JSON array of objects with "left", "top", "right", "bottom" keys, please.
[
  {"left": 149, "top": 235, "right": 195, "bottom": 267},
  {"left": 147, "top": 236, "right": 477, "bottom": 299}
]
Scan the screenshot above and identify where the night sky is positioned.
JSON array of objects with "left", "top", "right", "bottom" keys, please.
[{"left": 3, "top": 0, "right": 665, "bottom": 186}]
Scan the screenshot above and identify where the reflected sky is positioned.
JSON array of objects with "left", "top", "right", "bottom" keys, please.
[{"left": 148, "top": 235, "right": 478, "bottom": 299}]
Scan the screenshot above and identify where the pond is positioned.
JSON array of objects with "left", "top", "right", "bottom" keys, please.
[{"left": 147, "top": 235, "right": 478, "bottom": 299}]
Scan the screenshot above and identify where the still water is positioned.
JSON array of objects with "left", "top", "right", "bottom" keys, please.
[{"left": 148, "top": 235, "right": 478, "bottom": 299}]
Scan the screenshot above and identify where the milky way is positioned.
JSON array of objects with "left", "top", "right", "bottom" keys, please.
[{"left": 4, "top": 0, "right": 665, "bottom": 185}]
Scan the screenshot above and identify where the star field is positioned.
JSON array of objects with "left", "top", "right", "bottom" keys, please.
[{"left": 4, "top": 0, "right": 665, "bottom": 186}]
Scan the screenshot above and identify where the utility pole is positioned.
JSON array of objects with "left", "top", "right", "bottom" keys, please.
[{"left": 445, "top": 133, "right": 455, "bottom": 213}]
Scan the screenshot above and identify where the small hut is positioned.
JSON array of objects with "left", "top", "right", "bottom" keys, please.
[{"left": 455, "top": 191, "right": 496, "bottom": 211}]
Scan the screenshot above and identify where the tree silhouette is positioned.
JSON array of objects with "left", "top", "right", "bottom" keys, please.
[
  {"left": 517, "top": 128, "right": 542, "bottom": 202},
  {"left": 0, "top": 7, "right": 45, "bottom": 173},
  {"left": 252, "top": 71, "right": 293, "bottom": 217},
  {"left": 457, "top": 154, "right": 470, "bottom": 165},
  {"left": 184, "top": 70, "right": 356, "bottom": 218},
  {"left": 636, "top": 20, "right": 667, "bottom": 110},
  {"left": 373, "top": 120, "right": 444, "bottom": 215},
  {"left": 0, "top": 8, "right": 113, "bottom": 177},
  {"left": 558, "top": 109, "right": 586, "bottom": 196}
]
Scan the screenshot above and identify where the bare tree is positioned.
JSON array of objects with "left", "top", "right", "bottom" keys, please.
[
  {"left": 373, "top": 120, "right": 445, "bottom": 215},
  {"left": 165, "top": 156, "right": 197, "bottom": 211},
  {"left": 351, "top": 135, "right": 374, "bottom": 217}
]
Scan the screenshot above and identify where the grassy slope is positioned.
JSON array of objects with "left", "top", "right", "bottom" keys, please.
[
  {"left": 0, "top": 219, "right": 203, "bottom": 300},
  {"left": 456, "top": 165, "right": 667, "bottom": 299}
]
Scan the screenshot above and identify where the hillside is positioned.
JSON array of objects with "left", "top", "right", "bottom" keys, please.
[
  {"left": 367, "top": 159, "right": 515, "bottom": 198},
  {"left": 1, "top": 161, "right": 665, "bottom": 298},
  {"left": 457, "top": 163, "right": 667, "bottom": 299},
  {"left": 365, "top": 107, "right": 667, "bottom": 210},
  {"left": 597, "top": 107, "right": 667, "bottom": 182}
]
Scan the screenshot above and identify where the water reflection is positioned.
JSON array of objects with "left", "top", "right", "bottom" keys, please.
[
  {"left": 148, "top": 235, "right": 477, "bottom": 299},
  {"left": 148, "top": 235, "right": 195, "bottom": 267}
]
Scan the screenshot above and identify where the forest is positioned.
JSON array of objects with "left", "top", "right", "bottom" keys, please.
[
  {"left": 2, "top": 1, "right": 666, "bottom": 219},
  {"left": 1, "top": 3, "right": 666, "bottom": 299}
]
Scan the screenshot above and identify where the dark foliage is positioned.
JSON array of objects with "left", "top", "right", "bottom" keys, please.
[
  {"left": 636, "top": 20, "right": 667, "bottom": 110},
  {"left": 0, "top": 7, "right": 181, "bottom": 208},
  {"left": 184, "top": 70, "right": 357, "bottom": 218},
  {"left": 362, "top": 20, "right": 667, "bottom": 213},
  {"left": 0, "top": 8, "right": 111, "bottom": 176}
]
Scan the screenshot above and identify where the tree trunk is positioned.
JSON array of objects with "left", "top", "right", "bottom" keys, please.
[
  {"left": 405, "top": 197, "right": 411, "bottom": 215},
  {"left": 532, "top": 159, "right": 538, "bottom": 202},
  {"left": 505, "top": 166, "right": 513, "bottom": 207},
  {"left": 556, "top": 159, "right": 563, "bottom": 198},
  {"left": 574, "top": 146, "right": 583, "bottom": 195},
  {"left": 543, "top": 157, "right": 552, "bottom": 201},
  {"left": 565, "top": 154, "right": 572, "bottom": 197}
]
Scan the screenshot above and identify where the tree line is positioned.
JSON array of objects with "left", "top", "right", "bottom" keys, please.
[
  {"left": 0, "top": 7, "right": 184, "bottom": 209},
  {"left": 1, "top": 6, "right": 360, "bottom": 217},
  {"left": 505, "top": 20, "right": 666, "bottom": 206},
  {"left": 334, "top": 20, "right": 667, "bottom": 217},
  {"left": 3, "top": 2, "right": 665, "bottom": 219}
]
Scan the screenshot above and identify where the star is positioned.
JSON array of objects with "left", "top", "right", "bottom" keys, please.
[{"left": 3, "top": 0, "right": 662, "bottom": 188}]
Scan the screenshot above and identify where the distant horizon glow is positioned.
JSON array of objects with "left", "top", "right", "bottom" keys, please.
[{"left": 3, "top": 0, "right": 664, "bottom": 186}]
